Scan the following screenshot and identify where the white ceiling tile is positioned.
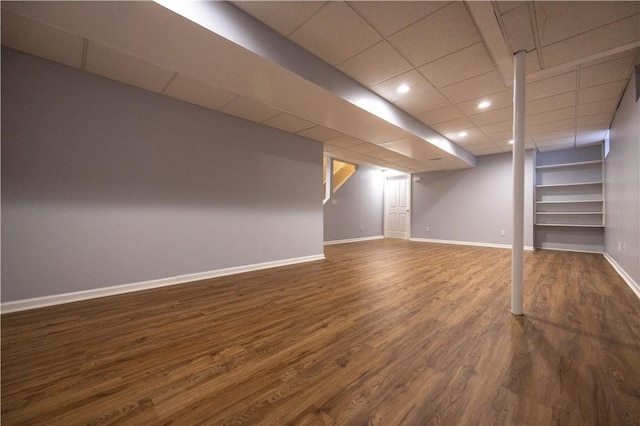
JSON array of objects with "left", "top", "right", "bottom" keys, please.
[
  {"left": 534, "top": 2, "right": 640, "bottom": 47},
  {"left": 576, "top": 128, "right": 608, "bottom": 145},
  {"left": 577, "top": 99, "right": 618, "bottom": 117},
  {"left": 417, "top": 105, "right": 464, "bottom": 125},
  {"left": 348, "top": 143, "right": 386, "bottom": 154},
  {"left": 262, "top": 113, "right": 316, "bottom": 133},
  {"left": 290, "top": 2, "right": 382, "bottom": 65},
  {"left": 526, "top": 106, "right": 575, "bottom": 127},
  {"left": 582, "top": 48, "right": 639, "bottom": 67},
  {"left": 526, "top": 50, "right": 542, "bottom": 75},
  {"left": 440, "top": 71, "right": 506, "bottom": 104},
  {"left": 418, "top": 42, "right": 495, "bottom": 88},
  {"left": 502, "top": 5, "right": 535, "bottom": 52},
  {"left": 455, "top": 91, "right": 513, "bottom": 116},
  {"left": 576, "top": 113, "right": 613, "bottom": 128},
  {"left": 219, "top": 96, "right": 281, "bottom": 123},
  {"left": 479, "top": 120, "right": 513, "bottom": 135},
  {"left": 431, "top": 117, "right": 475, "bottom": 134},
  {"left": 444, "top": 127, "right": 490, "bottom": 145},
  {"left": 85, "top": 42, "right": 174, "bottom": 93},
  {"left": 325, "top": 135, "right": 367, "bottom": 148},
  {"left": 470, "top": 146, "right": 503, "bottom": 156},
  {"left": 232, "top": 1, "right": 325, "bottom": 36},
  {"left": 370, "top": 70, "right": 435, "bottom": 103},
  {"left": 323, "top": 143, "right": 340, "bottom": 153},
  {"left": 484, "top": 130, "right": 514, "bottom": 141},
  {"left": 388, "top": 2, "right": 480, "bottom": 67},
  {"left": 163, "top": 73, "right": 236, "bottom": 111},
  {"left": 527, "top": 92, "right": 576, "bottom": 116},
  {"left": 527, "top": 119, "right": 575, "bottom": 135},
  {"left": 469, "top": 106, "right": 513, "bottom": 126},
  {"left": 457, "top": 141, "right": 497, "bottom": 150},
  {"left": 526, "top": 71, "right": 577, "bottom": 101},
  {"left": 337, "top": 41, "right": 413, "bottom": 86},
  {"left": 394, "top": 91, "right": 451, "bottom": 115},
  {"left": 298, "top": 126, "right": 343, "bottom": 142},
  {"left": 496, "top": 2, "right": 523, "bottom": 15},
  {"left": 374, "top": 149, "right": 408, "bottom": 161},
  {"left": 540, "top": 14, "right": 640, "bottom": 68},
  {"left": 579, "top": 55, "right": 636, "bottom": 88},
  {"left": 579, "top": 80, "right": 627, "bottom": 104},
  {"left": 349, "top": 1, "right": 450, "bottom": 38},
  {"left": 1, "top": 10, "right": 84, "bottom": 69},
  {"left": 531, "top": 129, "right": 576, "bottom": 142}
]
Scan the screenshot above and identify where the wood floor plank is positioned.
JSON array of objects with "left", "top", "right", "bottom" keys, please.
[{"left": 2, "top": 240, "right": 639, "bottom": 425}]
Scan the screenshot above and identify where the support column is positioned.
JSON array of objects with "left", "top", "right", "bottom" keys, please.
[{"left": 511, "top": 51, "right": 526, "bottom": 315}]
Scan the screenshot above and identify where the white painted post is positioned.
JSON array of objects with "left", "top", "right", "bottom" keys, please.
[{"left": 511, "top": 51, "right": 526, "bottom": 316}]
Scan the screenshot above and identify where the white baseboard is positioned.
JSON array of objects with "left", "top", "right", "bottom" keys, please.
[
  {"left": 324, "top": 235, "right": 384, "bottom": 245},
  {"left": 0, "top": 254, "right": 326, "bottom": 314},
  {"left": 410, "top": 237, "right": 534, "bottom": 251},
  {"left": 536, "top": 247, "right": 603, "bottom": 254},
  {"left": 603, "top": 253, "right": 640, "bottom": 300}
]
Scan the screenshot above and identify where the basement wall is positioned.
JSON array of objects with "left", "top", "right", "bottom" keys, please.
[
  {"left": 411, "top": 151, "right": 535, "bottom": 248},
  {"left": 323, "top": 164, "right": 384, "bottom": 242},
  {"left": 1, "top": 48, "right": 324, "bottom": 303},
  {"left": 604, "top": 69, "right": 640, "bottom": 289}
]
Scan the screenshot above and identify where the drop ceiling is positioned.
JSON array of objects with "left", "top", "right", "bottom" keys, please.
[{"left": 2, "top": 1, "right": 639, "bottom": 173}]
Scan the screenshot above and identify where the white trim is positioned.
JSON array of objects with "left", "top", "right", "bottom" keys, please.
[
  {"left": 0, "top": 254, "right": 325, "bottom": 314},
  {"left": 535, "top": 247, "right": 603, "bottom": 254},
  {"left": 410, "top": 237, "right": 534, "bottom": 251},
  {"left": 324, "top": 235, "right": 384, "bottom": 246},
  {"left": 603, "top": 253, "right": 640, "bottom": 300}
]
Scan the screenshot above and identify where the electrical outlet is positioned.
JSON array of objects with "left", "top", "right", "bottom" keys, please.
[
  {"left": 426, "top": 226, "right": 430, "bottom": 232},
  {"left": 500, "top": 230, "right": 505, "bottom": 237}
]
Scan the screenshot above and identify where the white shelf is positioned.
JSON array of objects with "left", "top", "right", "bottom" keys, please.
[
  {"left": 534, "top": 146, "right": 605, "bottom": 250},
  {"left": 536, "top": 181, "right": 603, "bottom": 188},
  {"left": 536, "top": 211, "right": 602, "bottom": 215},
  {"left": 536, "top": 160, "right": 602, "bottom": 169},
  {"left": 536, "top": 200, "right": 602, "bottom": 204}
]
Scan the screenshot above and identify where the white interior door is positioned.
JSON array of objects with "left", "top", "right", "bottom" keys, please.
[{"left": 384, "top": 175, "right": 411, "bottom": 239}]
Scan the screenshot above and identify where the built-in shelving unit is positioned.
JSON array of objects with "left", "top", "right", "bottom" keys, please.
[{"left": 534, "top": 145, "right": 605, "bottom": 252}]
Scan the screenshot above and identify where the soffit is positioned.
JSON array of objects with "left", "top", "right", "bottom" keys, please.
[{"left": 0, "top": 1, "right": 472, "bottom": 175}]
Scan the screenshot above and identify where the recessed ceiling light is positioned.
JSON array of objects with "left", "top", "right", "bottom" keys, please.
[
  {"left": 397, "top": 84, "right": 411, "bottom": 94},
  {"left": 458, "top": 131, "right": 468, "bottom": 137},
  {"left": 508, "top": 139, "right": 514, "bottom": 144},
  {"left": 478, "top": 100, "right": 491, "bottom": 109}
]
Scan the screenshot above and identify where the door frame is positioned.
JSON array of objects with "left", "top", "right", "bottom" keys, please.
[{"left": 383, "top": 174, "right": 411, "bottom": 239}]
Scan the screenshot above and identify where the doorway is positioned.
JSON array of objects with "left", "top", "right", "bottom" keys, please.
[{"left": 384, "top": 175, "right": 411, "bottom": 239}]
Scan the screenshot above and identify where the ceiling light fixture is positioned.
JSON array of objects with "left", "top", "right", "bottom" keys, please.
[
  {"left": 458, "top": 131, "right": 468, "bottom": 137},
  {"left": 478, "top": 100, "right": 491, "bottom": 109},
  {"left": 396, "top": 84, "right": 411, "bottom": 94},
  {"left": 508, "top": 139, "right": 514, "bottom": 144}
]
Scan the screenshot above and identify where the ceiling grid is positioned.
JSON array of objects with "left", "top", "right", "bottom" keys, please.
[{"left": 1, "top": 1, "right": 638, "bottom": 172}]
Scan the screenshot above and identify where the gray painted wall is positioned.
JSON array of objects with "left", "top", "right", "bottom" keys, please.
[
  {"left": 605, "top": 73, "right": 640, "bottom": 285},
  {"left": 412, "top": 152, "right": 534, "bottom": 247},
  {"left": 1, "top": 48, "right": 324, "bottom": 302},
  {"left": 323, "top": 165, "right": 384, "bottom": 242}
]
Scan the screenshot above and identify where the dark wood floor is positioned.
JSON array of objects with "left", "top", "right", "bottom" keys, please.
[{"left": 2, "top": 239, "right": 639, "bottom": 425}]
